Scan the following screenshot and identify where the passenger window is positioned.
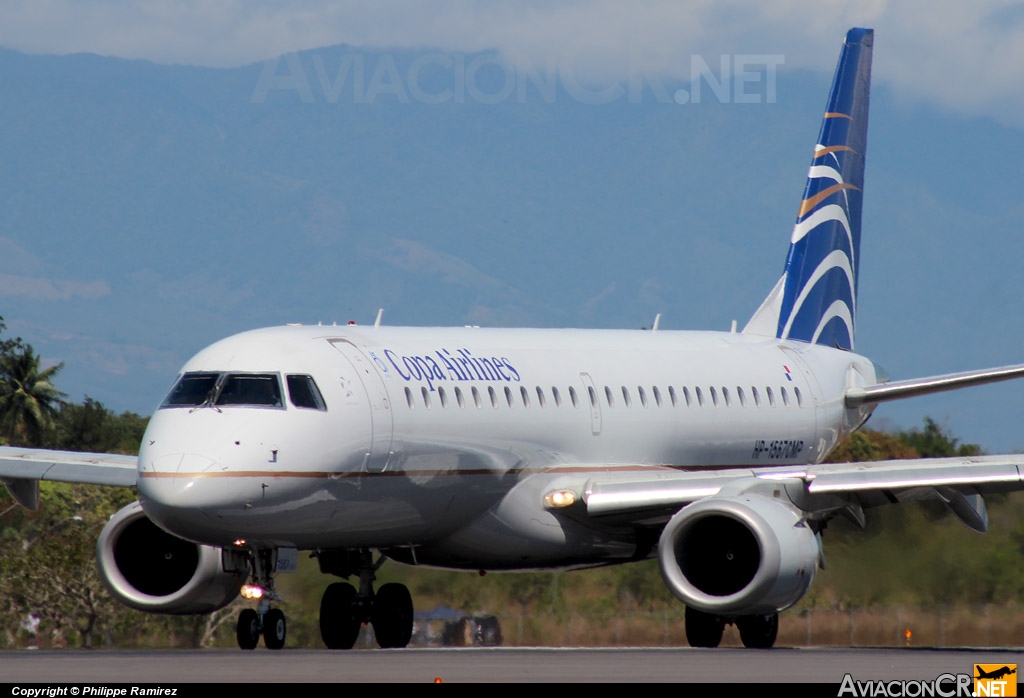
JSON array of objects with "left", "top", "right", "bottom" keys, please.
[
  {"left": 621, "top": 386, "right": 631, "bottom": 407},
  {"left": 471, "top": 386, "right": 482, "bottom": 408},
  {"left": 669, "top": 386, "right": 678, "bottom": 407},
  {"left": 736, "top": 386, "right": 745, "bottom": 407},
  {"left": 505, "top": 386, "right": 514, "bottom": 407},
  {"left": 421, "top": 386, "right": 431, "bottom": 409},
  {"left": 638, "top": 386, "right": 647, "bottom": 407},
  {"left": 488, "top": 386, "right": 498, "bottom": 408},
  {"left": 520, "top": 386, "right": 530, "bottom": 407},
  {"left": 536, "top": 386, "right": 546, "bottom": 407},
  {"left": 571, "top": 386, "right": 580, "bottom": 408},
  {"left": 722, "top": 387, "right": 730, "bottom": 406},
  {"left": 752, "top": 387, "right": 760, "bottom": 407},
  {"left": 454, "top": 386, "right": 465, "bottom": 408},
  {"left": 605, "top": 386, "right": 615, "bottom": 407},
  {"left": 405, "top": 386, "right": 414, "bottom": 409},
  {"left": 552, "top": 387, "right": 562, "bottom": 407},
  {"left": 710, "top": 387, "right": 718, "bottom": 406},
  {"left": 438, "top": 387, "right": 448, "bottom": 408},
  {"left": 794, "top": 387, "right": 803, "bottom": 407},
  {"left": 695, "top": 387, "right": 703, "bottom": 407},
  {"left": 766, "top": 387, "right": 775, "bottom": 407},
  {"left": 217, "top": 374, "right": 283, "bottom": 408},
  {"left": 781, "top": 386, "right": 790, "bottom": 406},
  {"left": 652, "top": 386, "right": 662, "bottom": 407},
  {"left": 587, "top": 386, "right": 597, "bottom": 408}
]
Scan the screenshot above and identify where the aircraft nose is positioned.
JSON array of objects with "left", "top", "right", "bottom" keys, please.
[
  {"left": 136, "top": 450, "right": 225, "bottom": 523},
  {"left": 136, "top": 446, "right": 260, "bottom": 546}
]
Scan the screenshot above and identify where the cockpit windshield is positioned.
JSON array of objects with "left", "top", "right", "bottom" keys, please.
[
  {"left": 217, "top": 374, "right": 283, "bottom": 407},
  {"left": 161, "top": 372, "right": 285, "bottom": 409},
  {"left": 161, "top": 372, "right": 220, "bottom": 407}
]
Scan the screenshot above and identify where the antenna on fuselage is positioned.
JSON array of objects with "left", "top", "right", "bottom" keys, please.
[
  {"left": 730, "top": 320, "right": 737, "bottom": 333},
  {"left": 374, "top": 308, "right": 384, "bottom": 329},
  {"left": 652, "top": 314, "right": 661, "bottom": 332}
]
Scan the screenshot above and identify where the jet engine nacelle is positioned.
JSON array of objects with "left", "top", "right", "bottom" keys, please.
[
  {"left": 96, "top": 501, "right": 245, "bottom": 614},
  {"left": 657, "top": 494, "right": 819, "bottom": 616}
]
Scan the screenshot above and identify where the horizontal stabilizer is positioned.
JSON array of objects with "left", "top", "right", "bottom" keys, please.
[{"left": 845, "top": 363, "right": 1024, "bottom": 407}]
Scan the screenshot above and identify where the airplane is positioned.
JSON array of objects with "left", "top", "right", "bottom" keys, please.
[
  {"left": 976, "top": 667, "right": 1017, "bottom": 681},
  {"left": 4, "top": 27, "right": 1024, "bottom": 651}
]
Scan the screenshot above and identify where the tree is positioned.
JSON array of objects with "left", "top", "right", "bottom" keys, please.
[
  {"left": 825, "top": 418, "right": 982, "bottom": 464},
  {"left": 825, "top": 428, "right": 918, "bottom": 463},
  {"left": 51, "top": 396, "right": 149, "bottom": 454},
  {"left": 0, "top": 342, "right": 67, "bottom": 446},
  {"left": 897, "top": 417, "right": 981, "bottom": 458},
  {"left": 0, "top": 317, "right": 23, "bottom": 358}
]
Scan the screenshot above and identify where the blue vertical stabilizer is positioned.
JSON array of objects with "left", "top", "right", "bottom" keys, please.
[{"left": 746, "top": 28, "right": 872, "bottom": 350}]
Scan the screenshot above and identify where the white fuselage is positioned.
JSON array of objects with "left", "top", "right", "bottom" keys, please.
[{"left": 136, "top": 325, "right": 880, "bottom": 569}]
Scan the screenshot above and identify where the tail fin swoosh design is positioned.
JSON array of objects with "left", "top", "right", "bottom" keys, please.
[{"left": 776, "top": 28, "right": 873, "bottom": 351}]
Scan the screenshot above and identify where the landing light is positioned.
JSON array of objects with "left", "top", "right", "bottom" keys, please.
[
  {"left": 233, "top": 539, "right": 246, "bottom": 546},
  {"left": 543, "top": 490, "right": 577, "bottom": 508},
  {"left": 241, "top": 585, "right": 264, "bottom": 600}
]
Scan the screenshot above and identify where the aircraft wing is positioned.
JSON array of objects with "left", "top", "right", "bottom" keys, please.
[
  {"left": 0, "top": 446, "right": 137, "bottom": 510},
  {"left": 570, "top": 454, "right": 1024, "bottom": 533}
]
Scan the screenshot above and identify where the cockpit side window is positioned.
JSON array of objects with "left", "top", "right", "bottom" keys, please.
[
  {"left": 287, "top": 374, "right": 327, "bottom": 410},
  {"left": 216, "top": 374, "right": 283, "bottom": 408},
  {"left": 161, "top": 372, "right": 220, "bottom": 407}
]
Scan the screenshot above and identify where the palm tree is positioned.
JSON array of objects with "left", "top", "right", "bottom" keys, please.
[{"left": 0, "top": 344, "right": 67, "bottom": 446}]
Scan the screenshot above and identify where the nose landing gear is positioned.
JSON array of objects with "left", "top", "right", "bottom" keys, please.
[
  {"left": 236, "top": 598, "right": 288, "bottom": 650},
  {"left": 236, "top": 608, "right": 260, "bottom": 650},
  {"left": 235, "top": 548, "right": 289, "bottom": 650},
  {"left": 263, "top": 607, "right": 287, "bottom": 650},
  {"left": 316, "top": 549, "right": 414, "bottom": 649}
]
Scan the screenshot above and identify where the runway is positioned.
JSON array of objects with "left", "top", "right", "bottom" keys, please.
[{"left": 2, "top": 647, "right": 1022, "bottom": 683}]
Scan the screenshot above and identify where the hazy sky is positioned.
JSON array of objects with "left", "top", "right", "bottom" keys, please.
[
  {"left": 4, "top": 1, "right": 1024, "bottom": 125},
  {"left": 3, "top": 2, "right": 1024, "bottom": 453}
]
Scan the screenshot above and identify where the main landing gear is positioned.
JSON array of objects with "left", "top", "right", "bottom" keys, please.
[
  {"left": 317, "top": 549, "right": 414, "bottom": 649},
  {"left": 236, "top": 548, "right": 288, "bottom": 650},
  {"left": 685, "top": 606, "right": 779, "bottom": 649}
]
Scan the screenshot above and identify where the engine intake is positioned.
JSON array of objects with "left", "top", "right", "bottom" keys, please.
[
  {"left": 97, "top": 501, "right": 245, "bottom": 614},
  {"left": 657, "top": 494, "right": 819, "bottom": 616}
]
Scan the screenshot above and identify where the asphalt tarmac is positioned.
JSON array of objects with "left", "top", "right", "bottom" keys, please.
[{"left": 2, "top": 647, "right": 1022, "bottom": 683}]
